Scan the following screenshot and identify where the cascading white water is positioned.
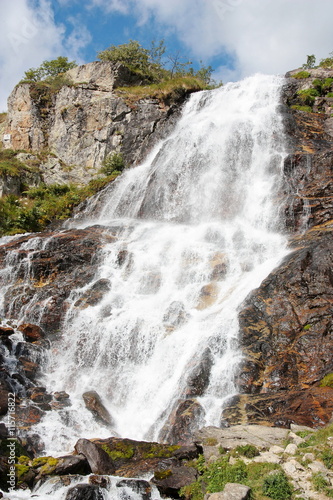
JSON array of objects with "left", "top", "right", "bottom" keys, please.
[{"left": 2, "top": 75, "right": 289, "bottom": 462}]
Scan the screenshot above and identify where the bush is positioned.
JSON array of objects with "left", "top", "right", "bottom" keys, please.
[
  {"left": 100, "top": 152, "right": 125, "bottom": 176},
  {"left": 234, "top": 444, "right": 259, "bottom": 458},
  {"left": 262, "top": 471, "right": 293, "bottom": 500},
  {"left": 22, "top": 56, "right": 77, "bottom": 82},
  {"left": 291, "top": 105, "right": 313, "bottom": 112}
]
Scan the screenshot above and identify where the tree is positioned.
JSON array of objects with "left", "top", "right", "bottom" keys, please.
[
  {"left": 302, "top": 54, "right": 316, "bottom": 69},
  {"left": 23, "top": 56, "right": 77, "bottom": 82},
  {"left": 98, "top": 40, "right": 150, "bottom": 73}
]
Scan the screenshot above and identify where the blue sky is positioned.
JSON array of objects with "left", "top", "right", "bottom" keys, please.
[{"left": 0, "top": 0, "right": 333, "bottom": 111}]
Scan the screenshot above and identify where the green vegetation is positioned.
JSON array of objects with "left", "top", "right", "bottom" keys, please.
[
  {"left": 101, "top": 152, "right": 125, "bottom": 176},
  {"left": 154, "top": 469, "right": 173, "bottom": 480},
  {"left": 320, "top": 373, "right": 333, "bottom": 388},
  {"left": 22, "top": 56, "right": 77, "bottom": 83},
  {"left": 0, "top": 176, "right": 117, "bottom": 237},
  {"left": 300, "top": 52, "right": 333, "bottom": 70},
  {"left": 290, "top": 105, "right": 313, "bottom": 112},
  {"left": 0, "top": 149, "right": 36, "bottom": 177},
  {"left": 180, "top": 455, "right": 289, "bottom": 500},
  {"left": 233, "top": 444, "right": 260, "bottom": 459},
  {"left": 262, "top": 471, "right": 293, "bottom": 500},
  {"left": 116, "top": 76, "right": 208, "bottom": 107},
  {"left": 292, "top": 71, "right": 311, "bottom": 79},
  {"left": 101, "top": 442, "right": 135, "bottom": 461},
  {"left": 297, "top": 88, "right": 320, "bottom": 106},
  {"left": 311, "top": 472, "right": 333, "bottom": 497},
  {"left": 98, "top": 39, "right": 220, "bottom": 88},
  {"left": 0, "top": 112, "right": 7, "bottom": 124}
]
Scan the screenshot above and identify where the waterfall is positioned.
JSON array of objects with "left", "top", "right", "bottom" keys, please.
[{"left": 1, "top": 74, "right": 289, "bottom": 457}]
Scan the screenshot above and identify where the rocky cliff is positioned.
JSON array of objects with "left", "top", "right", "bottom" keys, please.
[
  {"left": 2, "top": 61, "right": 192, "bottom": 186},
  {"left": 225, "top": 67, "right": 333, "bottom": 429}
]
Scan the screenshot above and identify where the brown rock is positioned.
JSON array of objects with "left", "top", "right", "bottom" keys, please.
[
  {"left": 82, "top": 391, "right": 114, "bottom": 427},
  {"left": 159, "top": 399, "right": 205, "bottom": 444},
  {"left": 15, "top": 405, "right": 45, "bottom": 428},
  {"left": 152, "top": 466, "right": 198, "bottom": 498},
  {"left": 18, "top": 323, "right": 44, "bottom": 341}
]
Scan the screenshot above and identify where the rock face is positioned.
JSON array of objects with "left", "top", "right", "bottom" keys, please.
[
  {"left": 0, "top": 226, "right": 116, "bottom": 332},
  {"left": 227, "top": 68, "right": 333, "bottom": 428},
  {"left": 3, "top": 61, "right": 190, "bottom": 185}
]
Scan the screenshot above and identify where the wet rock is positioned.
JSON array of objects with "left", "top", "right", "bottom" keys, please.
[
  {"left": 163, "top": 301, "right": 189, "bottom": 330},
  {"left": 74, "top": 279, "right": 111, "bottom": 308},
  {"left": 196, "top": 283, "right": 219, "bottom": 310},
  {"left": 21, "top": 433, "right": 45, "bottom": 457},
  {"left": 65, "top": 483, "right": 104, "bottom": 500},
  {"left": 54, "top": 391, "right": 70, "bottom": 400},
  {"left": 159, "top": 399, "right": 205, "bottom": 445},
  {"left": 15, "top": 405, "right": 45, "bottom": 429},
  {"left": 54, "top": 454, "right": 91, "bottom": 476},
  {"left": 0, "top": 378, "right": 11, "bottom": 415},
  {"left": 185, "top": 348, "right": 213, "bottom": 397},
  {"left": 82, "top": 391, "right": 114, "bottom": 427},
  {"left": 27, "top": 387, "right": 52, "bottom": 404},
  {"left": 116, "top": 479, "right": 151, "bottom": 500},
  {"left": 0, "top": 423, "right": 8, "bottom": 439},
  {"left": 74, "top": 438, "right": 116, "bottom": 475},
  {"left": 89, "top": 475, "right": 110, "bottom": 488},
  {"left": 18, "top": 323, "right": 45, "bottom": 342},
  {"left": 152, "top": 466, "right": 198, "bottom": 498},
  {"left": 0, "top": 227, "right": 116, "bottom": 334}
]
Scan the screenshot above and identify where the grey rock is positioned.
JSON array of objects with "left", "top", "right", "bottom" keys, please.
[{"left": 206, "top": 483, "right": 251, "bottom": 500}]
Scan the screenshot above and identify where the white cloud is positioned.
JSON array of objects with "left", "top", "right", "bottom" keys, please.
[
  {"left": 89, "top": 0, "right": 333, "bottom": 82},
  {"left": 0, "top": 0, "right": 91, "bottom": 111}
]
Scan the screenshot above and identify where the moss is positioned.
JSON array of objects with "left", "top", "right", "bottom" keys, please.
[
  {"left": 203, "top": 437, "right": 218, "bottom": 446},
  {"left": 303, "top": 324, "right": 311, "bottom": 331},
  {"left": 18, "top": 455, "right": 30, "bottom": 465},
  {"left": 154, "top": 469, "right": 172, "bottom": 480},
  {"left": 292, "top": 71, "right": 311, "bottom": 79},
  {"left": 320, "top": 373, "right": 333, "bottom": 388},
  {"left": 142, "top": 444, "right": 180, "bottom": 459},
  {"left": 15, "top": 464, "right": 30, "bottom": 480},
  {"left": 290, "top": 105, "right": 313, "bottom": 112},
  {"left": 101, "top": 442, "right": 135, "bottom": 461}
]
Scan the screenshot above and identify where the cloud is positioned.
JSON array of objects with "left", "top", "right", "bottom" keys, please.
[
  {"left": 90, "top": 0, "right": 333, "bottom": 82},
  {"left": 0, "top": 0, "right": 91, "bottom": 111}
]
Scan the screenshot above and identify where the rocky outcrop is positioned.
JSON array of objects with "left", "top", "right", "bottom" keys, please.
[
  {"left": 3, "top": 61, "right": 191, "bottom": 185},
  {"left": 227, "top": 69, "right": 333, "bottom": 428},
  {"left": 0, "top": 226, "right": 116, "bottom": 332}
]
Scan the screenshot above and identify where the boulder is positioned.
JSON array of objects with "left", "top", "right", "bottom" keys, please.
[
  {"left": 65, "top": 483, "right": 104, "bottom": 500},
  {"left": 152, "top": 466, "right": 198, "bottom": 498},
  {"left": 116, "top": 479, "right": 151, "bottom": 500},
  {"left": 18, "top": 323, "right": 44, "bottom": 341},
  {"left": 206, "top": 483, "right": 251, "bottom": 500},
  {"left": 74, "top": 438, "right": 116, "bottom": 475},
  {"left": 82, "top": 391, "right": 114, "bottom": 427}
]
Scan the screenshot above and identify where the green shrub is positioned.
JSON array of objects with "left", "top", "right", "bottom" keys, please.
[
  {"left": 327, "top": 92, "right": 333, "bottom": 98},
  {"left": 101, "top": 152, "right": 125, "bottom": 176},
  {"left": 233, "top": 444, "right": 260, "bottom": 458},
  {"left": 297, "top": 88, "right": 320, "bottom": 105},
  {"left": 319, "top": 53, "right": 333, "bottom": 68},
  {"left": 262, "top": 471, "right": 293, "bottom": 500},
  {"left": 292, "top": 71, "right": 311, "bottom": 79}
]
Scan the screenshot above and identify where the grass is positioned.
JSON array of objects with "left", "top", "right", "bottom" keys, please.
[
  {"left": 115, "top": 76, "right": 209, "bottom": 106},
  {"left": 292, "top": 71, "right": 311, "bottom": 79},
  {"left": 180, "top": 454, "right": 292, "bottom": 500}
]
